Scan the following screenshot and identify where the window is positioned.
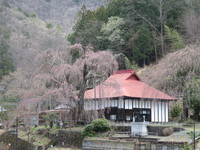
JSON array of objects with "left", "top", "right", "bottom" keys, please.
[
  {"left": 110, "top": 115, "right": 116, "bottom": 120},
  {"left": 126, "top": 116, "right": 131, "bottom": 121}
]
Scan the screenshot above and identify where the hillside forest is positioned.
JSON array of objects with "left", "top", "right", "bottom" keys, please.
[{"left": 0, "top": 0, "right": 200, "bottom": 122}]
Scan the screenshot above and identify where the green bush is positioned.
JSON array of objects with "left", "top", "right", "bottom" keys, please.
[
  {"left": 91, "top": 118, "right": 111, "bottom": 133},
  {"left": 81, "top": 124, "right": 95, "bottom": 137},
  {"left": 170, "top": 102, "right": 182, "bottom": 120},
  {"left": 81, "top": 118, "right": 111, "bottom": 137},
  {"left": 181, "top": 143, "right": 192, "bottom": 150},
  {"left": 46, "top": 22, "right": 53, "bottom": 29}
]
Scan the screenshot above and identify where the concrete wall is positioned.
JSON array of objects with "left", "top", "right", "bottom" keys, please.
[
  {"left": 83, "top": 139, "right": 138, "bottom": 150},
  {"left": 82, "top": 138, "right": 184, "bottom": 150}
]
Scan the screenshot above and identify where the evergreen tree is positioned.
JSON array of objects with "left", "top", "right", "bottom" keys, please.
[
  {"left": 132, "top": 24, "right": 154, "bottom": 67},
  {"left": 165, "top": 25, "right": 185, "bottom": 51}
]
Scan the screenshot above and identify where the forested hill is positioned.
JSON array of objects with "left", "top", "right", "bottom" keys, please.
[
  {"left": 68, "top": 0, "right": 200, "bottom": 68},
  {"left": 0, "top": 0, "right": 200, "bottom": 109}
]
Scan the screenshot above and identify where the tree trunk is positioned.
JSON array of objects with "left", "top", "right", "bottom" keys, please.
[
  {"left": 77, "top": 63, "right": 87, "bottom": 123},
  {"left": 159, "top": 0, "right": 165, "bottom": 56},
  {"left": 153, "top": 31, "right": 158, "bottom": 62}
]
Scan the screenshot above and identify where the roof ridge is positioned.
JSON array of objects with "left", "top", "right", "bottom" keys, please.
[{"left": 113, "top": 69, "right": 135, "bottom": 75}]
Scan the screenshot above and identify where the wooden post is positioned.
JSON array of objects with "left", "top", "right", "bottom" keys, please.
[{"left": 15, "top": 117, "right": 18, "bottom": 150}]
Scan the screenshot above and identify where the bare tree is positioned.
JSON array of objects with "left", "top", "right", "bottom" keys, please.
[
  {"left": 183, "top": 10, "right": 200, "bottom": 43},
  {"left": 21, "top": 44, "right": 118, "bottom": 124}
]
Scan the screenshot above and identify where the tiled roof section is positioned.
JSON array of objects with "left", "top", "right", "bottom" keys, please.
[{"left": 84, "top": 69, "right": 176, "bottom": 100}]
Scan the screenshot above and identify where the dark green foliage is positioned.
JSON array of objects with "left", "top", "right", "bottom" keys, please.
[
  {"left": 17, "top": 8, "right": 30, "bottom": 17},
  {"left": 31, "top": 13, "right": 37, "bottom": 18},
  {"left": 106, "top": 0, "right": 125, "bottom": 18},
  {"left": 132, "top": 24, "right": 154, "bottom": 67},
  {"left": 81, "top": 118, "right": 111, "bottom": 137},
  {"left": 46, "top": 22, "right": 53, "bottom": 29},
  {"left": 0, "top": 111, "right": 8, "bottom": 122},
  {"left": 81, "top": 124, "right": 95, "bottom": 137},
  {"left": 170, "top": 103, "right": 182, "bottom": 120},
  {"left": 184, "top": 78, "right": 200, "bottom": 120},
  {"left": 70, "top": 48, "right": 83, "bottom": 64},
  {"left": 181, "top": 143, "right": 192, "bottom": 150},
  {"left": 69, "top": 0, "right": 189, "bottom": 66},
  {"left": 91, "top": 118, "right": 111, "bottom": 133}
]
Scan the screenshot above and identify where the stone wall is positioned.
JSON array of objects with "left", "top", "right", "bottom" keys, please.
[
  {"left": 82, "top": 138, "right": 184, "bottom": 150},
  {"left": 83, "top": 138, "right": 138, "bottom": 150},
  {"left": 147, "top": 126, "right": 184, "bottom": 136},
  {"left": 50, "top": 130, "right": 84, "bottom": 148}
]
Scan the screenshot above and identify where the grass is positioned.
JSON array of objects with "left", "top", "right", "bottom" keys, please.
[
  {"left": 18, "top": 129, "right": 51, "bottom": 146},
  {"left": 17, "top": 125, "right": 84, "bottom": 146}
]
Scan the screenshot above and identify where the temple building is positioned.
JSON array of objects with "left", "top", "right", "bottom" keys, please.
[{"left": 84, "top": 69, "right": 176, "bottom": 122}]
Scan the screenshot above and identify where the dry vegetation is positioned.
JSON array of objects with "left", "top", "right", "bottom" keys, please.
[
  {"left": 6, "top": 0, "right": 108, "bottom": 34},
  {"left": 139, "top": 44, "right": 200, "bottom": 94}
]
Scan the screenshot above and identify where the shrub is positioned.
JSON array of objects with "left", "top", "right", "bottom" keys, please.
[
  {"left": 181, "top": 143, "right": 192, "bottom": 150},
  {"left": 81, "top": 118, "right": 111, "bottom": 137},
  {"left": 91, "top": 118, "right": 111, "bottom": 133},
  {"left": 163, "top": 127, "right": 173, "bottom": 136},
  {"left": 46, "top": 22, "right": 53, "bottom": 29},
  {"left": 31, "top": 13, "right": 37, "bottom": 18},
  {"left": 170, "top": 103, "right": 182, "bottom": 120},
  {"left": 81, "top": 124, "right": 95, "bottom": 137}
]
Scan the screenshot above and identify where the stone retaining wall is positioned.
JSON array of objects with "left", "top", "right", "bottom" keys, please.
[
  {"left": 147, "top": 126, "right": 184, "bottom": 136},
  {"left": 83, "top": 139, "right": 138, "bottom": 150},
  {"left": 82, "top": 138, "right": 184, "bottom": 150},
  {"left": 50, "top": 130, "right": 84, "bottom": 148}
]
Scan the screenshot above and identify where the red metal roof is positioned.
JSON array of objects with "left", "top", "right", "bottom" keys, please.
[{"left": 84, "top": 69, "right": 176, "bottom": 100}]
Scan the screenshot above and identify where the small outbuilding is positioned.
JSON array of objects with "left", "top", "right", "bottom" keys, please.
[{"left": 84, "top": 69, "right": 176, "bottom": 122}]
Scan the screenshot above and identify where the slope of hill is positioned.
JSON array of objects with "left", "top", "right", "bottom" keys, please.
[
  {"left": 139, "top": 44, "right": 200, "bottom": 95},
  {"left": 0, "top": 2, "right": 68, "bottom": 75},
  {"left": 5, "top": 0, "right": 108, "bottom": 34}
]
